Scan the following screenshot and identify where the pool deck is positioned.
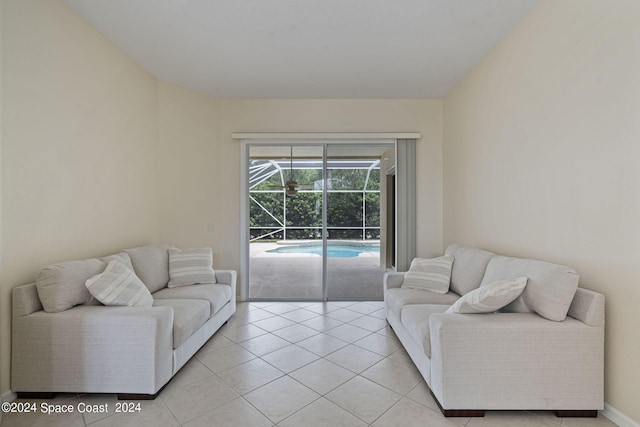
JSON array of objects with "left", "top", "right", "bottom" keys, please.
[{"left": 249, "top": 242, "right": 385, "bottom": 300}]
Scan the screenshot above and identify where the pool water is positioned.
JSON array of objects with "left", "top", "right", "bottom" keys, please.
[{"left": 267, "top": 244, "right": 379, "bottom": 258}]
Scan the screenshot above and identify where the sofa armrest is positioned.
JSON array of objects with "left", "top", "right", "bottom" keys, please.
[
  {"left": 215, "top": 269, "right": 237, "bottom": 313},
  {"left": 215, "top": 269, "right": 237, "bottom": 287},
  {"left": 383, "top": 272, "right": 405, "bottom": 290},
  {"left": 428, "top": 312, "right": 604, "bottom": 411},
  {"left": 12, "top": 283, "right": 42, "bottom": 317},
  {"left": 12, "top": 305, "right": 174, "bottom": 395}
]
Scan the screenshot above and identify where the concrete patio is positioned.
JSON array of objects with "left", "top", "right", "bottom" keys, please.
[{"left": 249, "top": 242, "right": 385, "bottom": 300}]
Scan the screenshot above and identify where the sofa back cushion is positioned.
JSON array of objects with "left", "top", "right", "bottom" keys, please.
[
  {"left": 100, "top": 251, "right": 135, "bottom": 272},
  {"left": 481, "top": 255, "right": 579, "bottom": 321},
  {"left": 36, "top": 258, "right": 106, "bottom": 313},
  {"left": 124, "top": 244, "right": 171, "bottom": 293},
  {"left": 445, "top": 244, "right": 495, "bottom": 296}
]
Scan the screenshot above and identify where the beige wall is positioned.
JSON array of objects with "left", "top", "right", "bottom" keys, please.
[
  {"left": 0, "top": 3, "right": 444, "bottom": 398},
  {"left": 0, "top": 0, "right": 159, "bottom": 394},
  {"left": 443, "top": 0, "right": 640, "bottom": 421},
  {"left": 11, "top": 0, "right": 635, "bottom": 420},
  {"left": 157, "top": 92, "right": 444, "bottom": 283},
  {"left": 156, "top": 84, "right": 225, "bottom": 260}
]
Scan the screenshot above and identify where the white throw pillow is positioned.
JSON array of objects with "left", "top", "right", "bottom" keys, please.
[
  {"left": 168, "top": 247, "right": 216, "bottom": 288},
  {"left": 85, "top": 260, "right": 153, "bottom": 307},
  {"left": 446, "top": 276, "right": 527, "bottom": 314},
  {"left": 401, "top": 255, "right": 454, "bottom": 294}
]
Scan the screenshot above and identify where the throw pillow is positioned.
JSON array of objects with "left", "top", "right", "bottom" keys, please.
[
  {"left": 481, "top": 256, "right": 579, "bottom": 321},
  {"left": 85, "top": 260, "right": 153, "bottom": 307},
  {"left": 401, "top": 255, "right": 454, "bottom": 294},
  {"left": 446, "top": 276, "right": 527, "bottom": 314},
  {"left": 168, "top": 247, "right": 216, "bottom": 288}
]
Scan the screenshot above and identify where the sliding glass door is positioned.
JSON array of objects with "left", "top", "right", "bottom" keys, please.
[
  {"left": 325, "top": 144, "right": 386, "bottom": 300},
  {"left": 248, "top": 145, "right": 324, "bottom": 299},
  {"left": 246, "top": 142, "right": 393, "bottom": 301}
]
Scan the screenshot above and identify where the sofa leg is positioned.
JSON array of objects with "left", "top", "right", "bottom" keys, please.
[
  {"left": 442, "top": 409, "right": 485, "bottom": 417},
  {"left": 117, "top": 391, "right": 159, "bottom": 401},
  {"left": 117, "top": 382, "right": 167, "bottom": 401},
  {"left": 16, "top": 392, "right": 55, "bottom": 399},
  {"left": 430, "top": 390, "right": 484, "bottom": 417},
  {"left": 556, "top": 410, "right": 598, "bottom": 418}
]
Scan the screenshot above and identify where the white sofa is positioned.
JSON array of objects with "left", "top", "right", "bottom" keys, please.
[
  {"left": 384, "top": 244, "right": 604, "bottom": 417},
  {"left": 11, "top": 244, "right": 236, "bottom": 399}
]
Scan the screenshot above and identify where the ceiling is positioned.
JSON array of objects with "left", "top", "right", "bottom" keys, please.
[{"left": 64, "top": 0, "right": 538, "bottom": 99}]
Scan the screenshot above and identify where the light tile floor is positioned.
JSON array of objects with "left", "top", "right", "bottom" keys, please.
[{"left": 1, "top": 301, "right": 618, "bottom": 427}]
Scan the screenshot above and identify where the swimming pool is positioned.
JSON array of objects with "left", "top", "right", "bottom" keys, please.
[{"left": 266, "top": 243, "right": 379, "bottom": 258}]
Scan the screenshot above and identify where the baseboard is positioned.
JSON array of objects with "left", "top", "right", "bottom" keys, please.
[{"left": 601, "top": 403, "right": 640, "bottom": 427}]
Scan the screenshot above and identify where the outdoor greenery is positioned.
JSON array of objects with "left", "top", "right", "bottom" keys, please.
[{"left": 250, "top": 163, "right": 381, "bottom": 241}]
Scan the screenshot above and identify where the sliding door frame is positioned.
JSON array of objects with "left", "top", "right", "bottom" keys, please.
[{"left": 236, "top": 133, "right": 420, "bottom": 301}]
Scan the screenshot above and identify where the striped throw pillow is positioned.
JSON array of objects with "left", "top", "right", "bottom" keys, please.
[
  {"left": 446, "top": 276, "right": 527, "bottom": 314},
  {"left": 168, "top": 247, "right": 216, "bottom": 288},
  {"left": 401, "top": 255, "right": 454, "bottom": 294},
  {"left": 85, "top": 260, "right": 153, "bottom": 307}
]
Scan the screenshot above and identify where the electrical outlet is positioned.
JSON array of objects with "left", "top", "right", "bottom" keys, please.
[{"left": 207, "top": 223, "right": 214, "bottom": 232}]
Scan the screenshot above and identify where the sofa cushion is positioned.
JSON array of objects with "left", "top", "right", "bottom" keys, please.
[
  {"left": 85, "top": 260, "right": 153, "bottom": 307},
  {"left": 168, "top": 247, "right": 216, "bottom": 288},
  {"left": 386, "top": 287, "right": 459, "bottom": 319},
  {"left": 446, "top": 277, "right": 527, "bottom": 314},
  {"left": 153, "top": 283, "right": 232, "bottom": 317},
  {"left": 36, "top": 258, "right": 106, "bottom": 313},
  {"left": 481, "top": 256, "right": 579, "bottom": 321},
  {"left": 124, "top": 244, "right": 171, "bottom": 293},
  {"left": 445, "top": 244, "right": 495, "bottom": 296},
  {"left": 400, "top": 304, "right": 450, "bottom": 357},
  {"left": 401, "top": 255, "right": 454, "bottom": 294},
  {"left": 153, "top": 299, "right": 210, "bottom": 348},
  {"left": 100, "top": 251, "right": 135, "bottom": 272}
]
